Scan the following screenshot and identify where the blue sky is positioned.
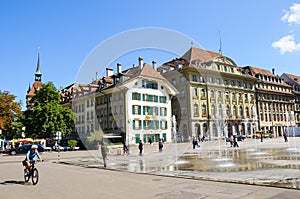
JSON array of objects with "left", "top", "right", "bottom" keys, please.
[{"left": 1, "top": 1, "right": 300, "bottom": 109}]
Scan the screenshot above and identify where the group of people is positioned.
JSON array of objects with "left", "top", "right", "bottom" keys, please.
[{"left": 138, "top": 138, "right": 164, "bottom": 156}]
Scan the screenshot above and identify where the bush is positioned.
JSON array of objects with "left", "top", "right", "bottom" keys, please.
[{"left": 67, "top": 139, "right": 78, "bottom": 149}]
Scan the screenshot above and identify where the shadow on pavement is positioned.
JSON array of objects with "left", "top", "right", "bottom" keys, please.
[{"left": 0, "top": 180, "right": 28, "bottom": 185}]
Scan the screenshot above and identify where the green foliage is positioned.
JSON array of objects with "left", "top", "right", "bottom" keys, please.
[
  {"left": 86, "top": 129, "right": 103, "bottom": 147},
  {"left": 0, "top": 90, "right": 23, "bottom": 139},
  {"left": 24, "top": 82, "right": 75, "bottom": 139},
  {"left": 67, "top": 139, "right": 78, "bottom": 149}
]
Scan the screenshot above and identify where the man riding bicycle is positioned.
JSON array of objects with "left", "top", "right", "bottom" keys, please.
[{"left": 23, "top": 145, "right": 42, "bottom": 173}]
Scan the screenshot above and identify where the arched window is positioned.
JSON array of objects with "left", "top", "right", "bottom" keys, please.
[
  {"left": 211, "top": 105, "right": 215, "bottom": 116},
  {"left": 239, "top": 106, "right": 243, "bottom": 117},
  {"left": 233, "top": 106, "right": 237, "bottom": 118},
  {"left": 210, "top": 90, "right": 215, "bottom": 98},
  {"left": 226, "top": 105, "right": 229, "bottom": 116},
  {"left": 245, "top": 107, "right": 249, "bottom": 117}
]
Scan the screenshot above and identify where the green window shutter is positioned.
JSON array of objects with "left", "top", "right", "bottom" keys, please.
[
  {"left": 133, "top": 121, "right": 135, "bottom": 129},
  {"left": 149, "top": 107, "right": 153, "bottom": 115},
  {"left": 165, "top": 121, "right": 168, "bottom": 129},
  {"left": 143, "top": 120, "right": 146, "bottom": 129},
  {"left": 132, "top": 106, "right": 135, "bottom": 114},
  {"left": 132, "top": 93, "right": 135, "bottom": 100},
  {"left": 138, "top": 93, "right": 141, "bottom": 100},
  {"left": 143, "top": 106, "right": 145, "bottom": 115},
  {"left": 143, "top": 94, "right": 145, "bottom": 101},
  {"left": 155, "top": 96, "right": 158, "bottom": 102},
  {"left": 150, "top": 120, "right": 154, "bottom": 129},
  {"left": 139, "top": 120, "right": 142, "bottom": 128},
  {"left": 138, "top": 106, "right": 141, "bottom": 115},
  {"left": 160, "top": 121, "right": 162, "bottom": 129}
]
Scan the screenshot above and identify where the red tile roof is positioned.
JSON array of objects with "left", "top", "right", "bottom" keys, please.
[
  {"left": 26, "top": 81, "right": 43, "bottom": 97},
  {"left": 181, "top": 47, "right": 221, "bottom": 63}
]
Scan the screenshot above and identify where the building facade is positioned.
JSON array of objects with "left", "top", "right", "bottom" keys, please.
[
  {"left": 281, "top": 73, "right": 300, "bottom": 127},
  {"left": 94, "top": 58, "right": 178, "bottom": 144},
  {"left": 159, "top": 47, "right": 258, "bottom": 140},
  {"left": 244, "top": 67, "right": 294, "bottom": 137}
]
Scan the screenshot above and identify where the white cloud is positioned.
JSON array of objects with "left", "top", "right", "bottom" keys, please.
[
  {"left": 281, "top": 3, "right": 300, "bottom": 24},
  {"left": 272, "top": 35, "right": 300, "bottom": 54}
]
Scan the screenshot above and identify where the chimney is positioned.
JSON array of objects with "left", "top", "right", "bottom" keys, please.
[
  {"left": 133, "top": 64, "right": 136, "bottom": 68},
  {"left": 272, "top": 68, "right": 275, "bottom": 75},
  {"left": 117, "top": 63, "right": 122, "bottom": 74},
  {"left": 152, "top": 60, "right": 157, "bottom": 71},
  {"left": 106, "top": 68, "right": 113, "bottom": 76},
  {"left": 138, "top": 57, "right": 143, "bottom": 68}
]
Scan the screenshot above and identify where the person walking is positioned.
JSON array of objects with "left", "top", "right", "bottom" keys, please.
[
  {"left": 192, "top": 137, "right": 196, "bottom": 149},
  {"left": 233, "top": 135, "right": 239, "bottom": 148},
  {"left": 159, "top": 139, "right": 163, "bottom": 152},
  {"left": 283, "top": 131, "right": 288, "bottom": 142},
  {"left": 99, "top": 141, "right": 108, "bottom": 168},
  {"left": 138, "top": 140, "right": 143, "bottom": 156}
]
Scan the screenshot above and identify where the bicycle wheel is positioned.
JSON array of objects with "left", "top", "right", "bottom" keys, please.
[
  {"left": 31, "top": 168, "right": 39, "bottom": 185},
  {"left": 24, "top": 169, "right": 30, "bottom": 182}
]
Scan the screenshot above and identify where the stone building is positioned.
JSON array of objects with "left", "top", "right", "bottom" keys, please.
[
  {"left": 243, "top": 67, "right": 294, "bottom": 137},
  {"left": 159, "top": 47, "right": 258, "bottom": 140}
]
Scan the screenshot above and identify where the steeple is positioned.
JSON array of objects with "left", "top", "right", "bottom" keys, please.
[
  {"left": 27, "top": 82, "right": 31, "bottom": 93},
  {"left": 35, "top": 51, "right": 42, "bottom": 82}
]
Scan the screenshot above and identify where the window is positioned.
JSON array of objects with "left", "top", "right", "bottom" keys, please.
[
  {"left": 231, "top": 80, "right": 235, "bottom": 86},
  {"left": 161, "top": 121, "right": 167, "bottom": 130},
  {"left": 224, "top": 66, "right": 227, "bottom": 72},
  {"left": 232, "top": 93, "right": 236, "bottom": 100},
  {"left": 159, "top": 96, "right": 167, "bottom": 103},
  {"left": 194, "top": 104, "right": 199, "bottom": 116},
  {"left": 143, "top": 120, "right": 150, "bottom": 130},
  {"left": 201, "top": 89, "right": 205, "bottom": 97},
  {"left": 86, "top": 100, "right": 89, "bottom": 107},
  {"left": 226, "top": 105, "right": 229, "bottom": 116},
  {"left": 233, "top": 106, "right": 237, "bottom": 117},
  {"left": 193, "top": 88, "right": 198, "bottom": 97},
  {"left": 209, "top": 76, "right": 214, "bottom": 83},
  {"left": 132, "top": 92, "right": 141, "bottom": 100},
  {"left": 243, "top": 82, "right": 248, "bottom": 89},
  {"left": 237, "top": 81, "right": 241, "bottom": 87},
  {"left": 225, "top": 92, "right": 229, "bottom": 99},
  {"left": 224, "top": 80, "right": 228, "bottom": 85},
  {"left": 231, "top": 67, "right": 234, "bottom": 73},
  {"left": 132, "top": 105, "right": 141, "bottom": 115},
  {"left": 239, "top": 106, "right": 243, "bottom": 117},
  {"left": 245, "top": 107, "right": 249, "bottom": 117},
  {"left": 133, "top": 120, "right": 142, "bottom": 130},
  {"left": 249, "top": 83, "right": 253, "bottom": 89},
  {"left": 160, "top": 107, "right": 167, "bottom": 116},
  {"left": 211, "top": 105, "right": 215, "bottom": 116},
  {"left": 192, "top": 75, "right": 197, "bottom": 81},
  {"left": 87, "top": 111, "right": 90, "bottom": 120},
  {"left": 202, "top": 104, "right": 207, "bottom": 114},
  {"left": 216, "top": 78, "right": 221, "bottom": 84},
  {"left": 244, "top": 94, "right": 248, "bottom": 101},
  {"left": 218, "top": 91, "right": 222, "bottom": 99},
  {"left": 210, "top": 90, "right": 215, "bottom": 98},
  {"left": 200, "top": 76, "right": 205, "bottom": 83}
]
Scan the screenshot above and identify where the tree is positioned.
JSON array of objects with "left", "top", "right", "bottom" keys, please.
[
  {"left": 24, "top": 82, "right": 75, "bottom": 139},
  {"left": 0, "top": 90, "right": 23, "bottom": 139}
]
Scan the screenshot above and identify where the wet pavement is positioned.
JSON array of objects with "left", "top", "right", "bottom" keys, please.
[{"left": 57, "top": 137, "right": 300, "bottom": 190}]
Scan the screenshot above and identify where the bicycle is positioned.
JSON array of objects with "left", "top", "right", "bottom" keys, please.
[{"left": 23, "top": 160, "right": 41, "bottom": 185}]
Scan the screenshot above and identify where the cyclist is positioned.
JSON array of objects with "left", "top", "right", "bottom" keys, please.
[{"left": 23, "top": 145, "right": 42, "bottom": 174}]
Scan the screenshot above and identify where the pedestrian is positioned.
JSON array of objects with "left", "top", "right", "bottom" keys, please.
[
  {"left": 260, "top": 131, "right": 263, "bottom": 142},
  {"left": 159, "top": 139, "right": 163, "bottom": 152},
  {"left": 229, "top": 136, "right": 233, "bottom": 147},
  {"left": 148, "top": 137, "right": 152, "bottom": 145},
  {"left": 99, "top": 141, "right": 107, "bottom": 168},
  {"left": 283, "top": 131, "right": 288, "bottom": 142},
  {"left": 138, "top": 140, "right": 143, "bottom": 156},
  {"left": 233, "top": 135, "right": 239, "bottom": 148},
  {"left": 192, "top": 137, "right": 196, "bottom": 149}
]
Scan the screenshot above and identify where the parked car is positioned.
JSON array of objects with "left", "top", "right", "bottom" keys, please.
[{"left": 6, "top": 144, "right": 44, "bottom": 155}]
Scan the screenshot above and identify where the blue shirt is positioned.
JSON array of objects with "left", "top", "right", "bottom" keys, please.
[{"left": 26, "top": 150, "right": 41, "bottom": 160}]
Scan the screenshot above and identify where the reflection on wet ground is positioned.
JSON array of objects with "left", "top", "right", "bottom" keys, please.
[
  {"left": 59, "top": 142, "right": 300, "bottom": 190},
  {"left": 178, "top": 148, "right": 300, "bottom": 172}
]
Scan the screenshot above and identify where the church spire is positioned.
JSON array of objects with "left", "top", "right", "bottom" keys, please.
[
  {"left": 27, "top": 82, "right": 31, "bottom": 93},
  {"left": 35, "top": 51, "right": 42, "bottom": 81}
]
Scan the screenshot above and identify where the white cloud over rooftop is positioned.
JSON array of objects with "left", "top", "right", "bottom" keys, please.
[{"left": 272, "top": 35, "right": 300, "bottom": 54}]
